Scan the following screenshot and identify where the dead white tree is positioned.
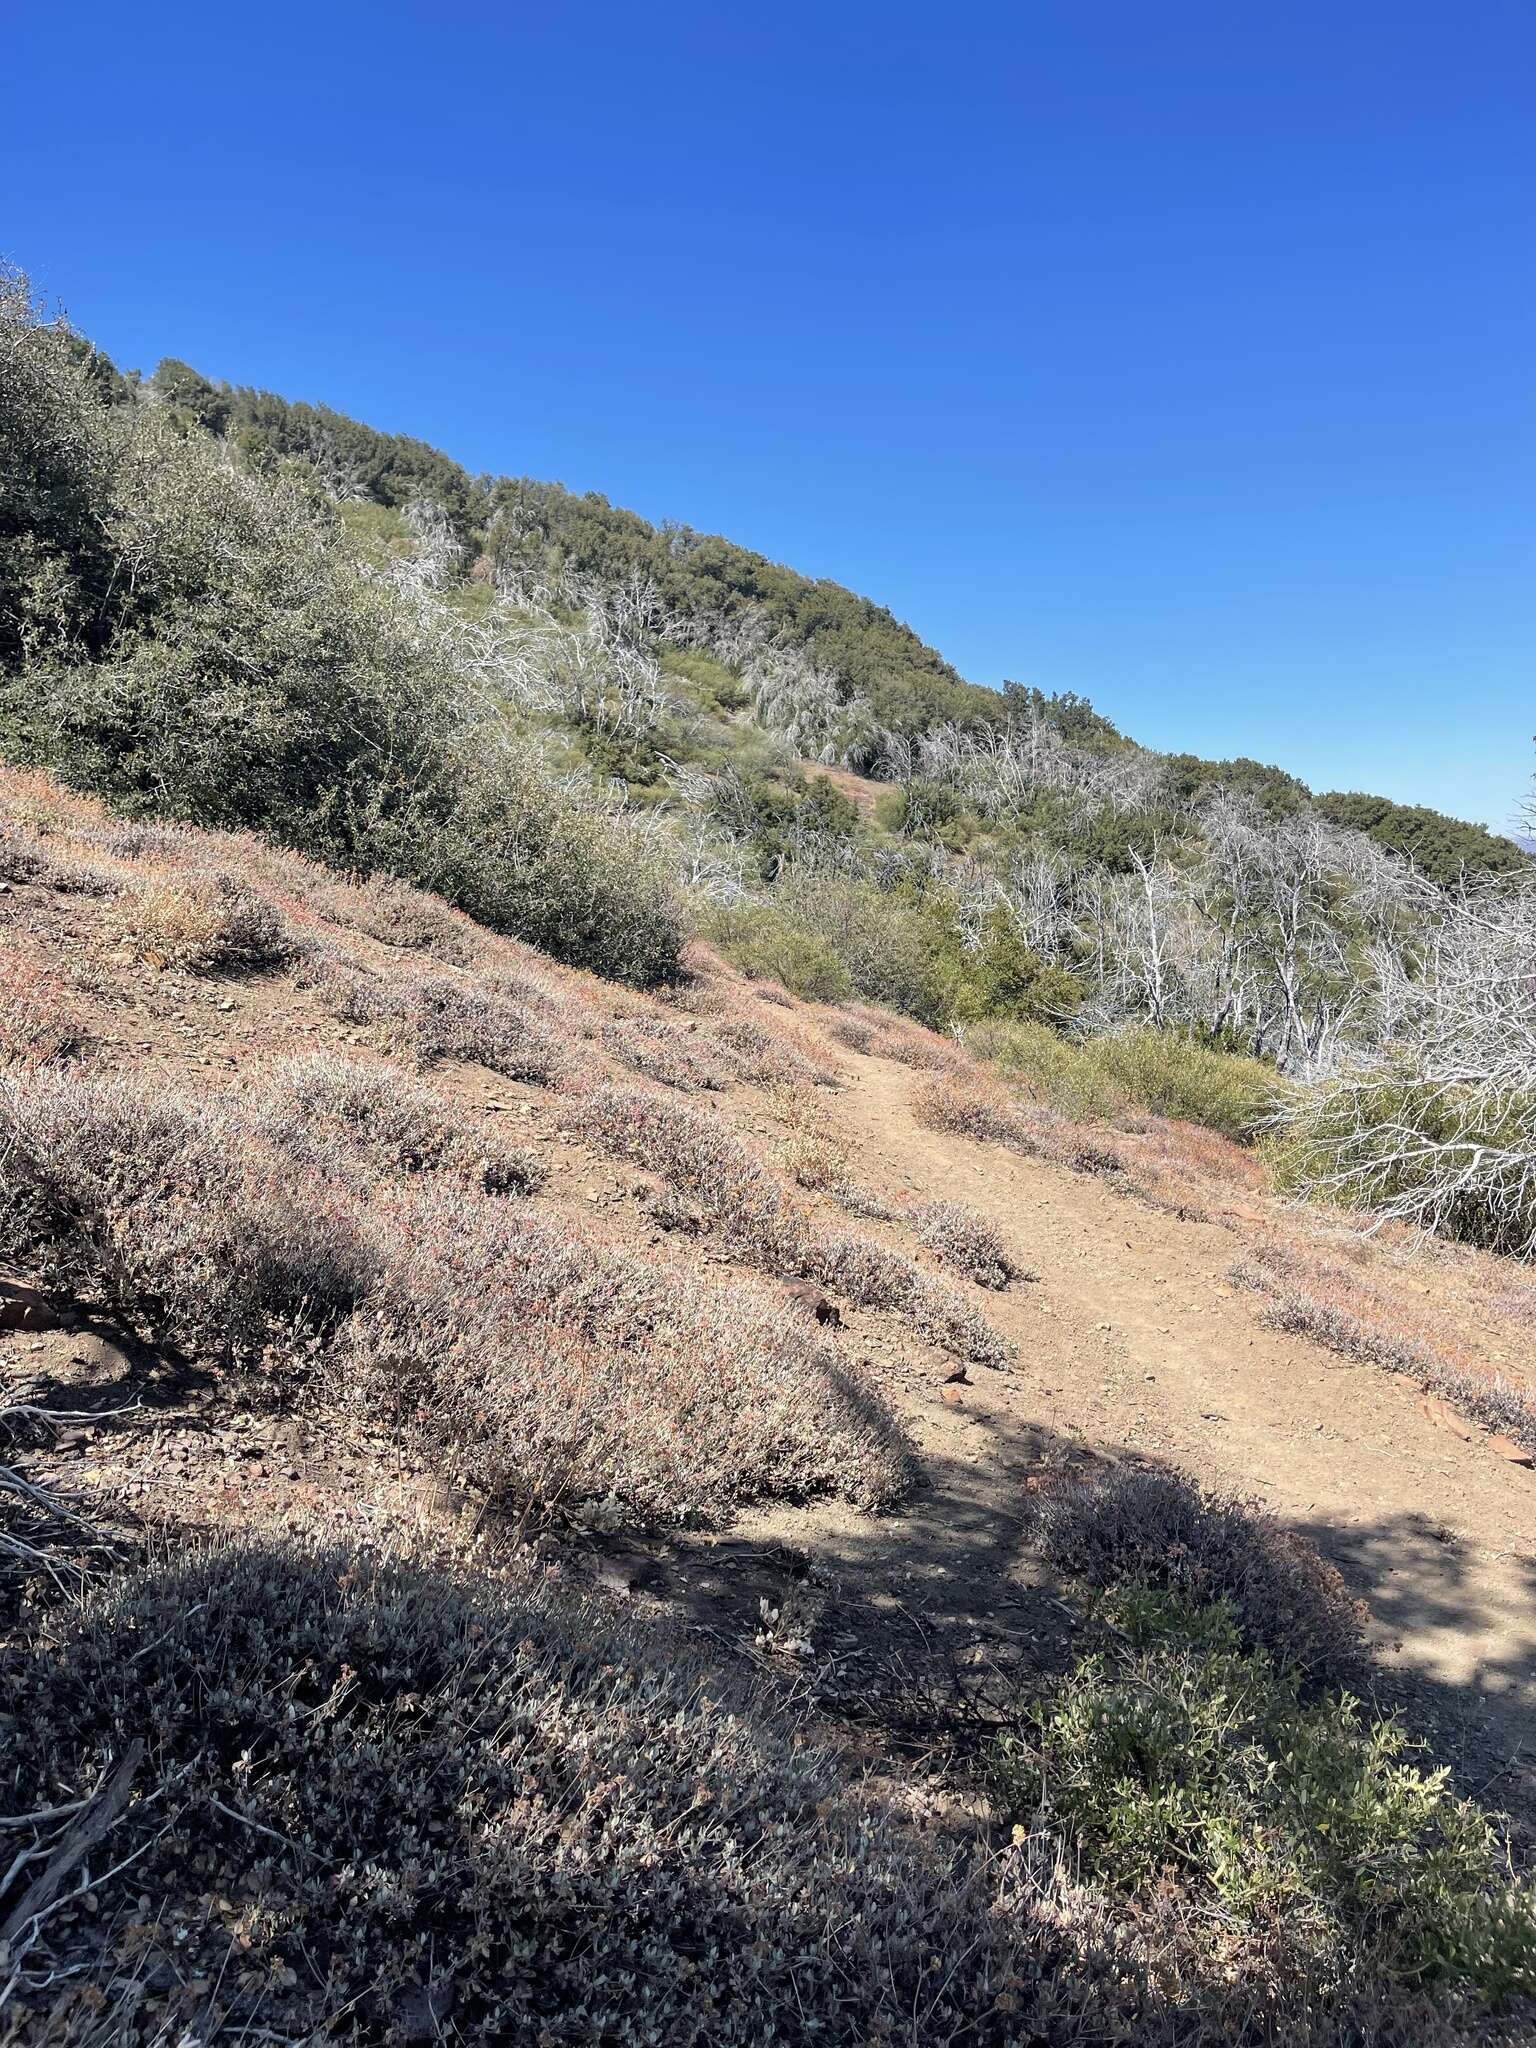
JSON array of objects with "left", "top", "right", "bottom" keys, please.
[{"left": 1277, "top": 877, "right": 1536, "bottom": 1253}]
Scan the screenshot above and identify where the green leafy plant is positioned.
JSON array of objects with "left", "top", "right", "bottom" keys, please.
[{"left": 994, "top": 1595, "right": 1536, "bottom": 2005}]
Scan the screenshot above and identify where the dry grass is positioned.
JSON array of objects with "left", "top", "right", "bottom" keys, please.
[
  {"left": 1230, "top": 1237, "right": 1536, "bottom": 1453},
  {"left": 114, "top": 868, "right": 292, "bottom": 972},
  {"left": 0, "top": 952, "right": 87, "bottom": 1069}
]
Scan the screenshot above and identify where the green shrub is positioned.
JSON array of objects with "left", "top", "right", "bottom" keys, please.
[
  {"left": 966, "top": 1018, "right": 1132, "bottom": 1119},
  {"left": 970, "top": 1022, "right": 1285, "bottom": 1141},
  {"left": 702, "top": 899, "right": 852, "bottom": 1001},
  {"left": 938, "top": 906, "right": 1083, "bottom": 1026},
  {"left": 775, "top": 874, "right": 951, "bottom": 1024},
  {"left": 0, "top": 267, "right": 125, "bottom": 673},
  {"left": 994, "top": 1596, "right": 1536, "bottom": 2005},
  {"left": 0, "top": 276, "right": 684, "bottom": 988},
  {"left": 1086, "top": 1032, "right": 1285, "bottom": 1140}
]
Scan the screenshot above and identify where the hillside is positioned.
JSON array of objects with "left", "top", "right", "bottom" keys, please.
[
  {"left": 145, "top": 356, "right": 1527, "bottom": 880},
  {"left": 5, "top": 768, "right": 1536, "bottom": 2040},
  {"left": 4, "top": 270, "right": 1536, "bottom": 2042}
]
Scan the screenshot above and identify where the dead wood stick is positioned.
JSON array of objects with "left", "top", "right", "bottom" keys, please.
[{"left": 1, "top": 1738, "right": 145, "bottom": 1948}]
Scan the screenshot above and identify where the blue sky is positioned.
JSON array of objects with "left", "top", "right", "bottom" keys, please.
[{"left": 6, "top": 1, "right": 1533, "bottom": 828}]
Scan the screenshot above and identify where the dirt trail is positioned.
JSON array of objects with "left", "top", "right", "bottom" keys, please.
[{"left": 728, "top": 1051, "right": 1535, "bottom": 1807}]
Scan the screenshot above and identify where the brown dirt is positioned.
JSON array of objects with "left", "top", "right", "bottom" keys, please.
[{"left": 707, "top": 1048, "right": 1536, "bottom": 1813}]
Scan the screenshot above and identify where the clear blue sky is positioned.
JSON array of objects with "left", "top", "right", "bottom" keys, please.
[{"left": 7, "top": 1, "right": 1533, "bottom": 828}]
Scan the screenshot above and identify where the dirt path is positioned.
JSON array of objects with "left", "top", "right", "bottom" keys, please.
[{"left": 718, "top": 1052, "right": 1535, "bottom": 1810}]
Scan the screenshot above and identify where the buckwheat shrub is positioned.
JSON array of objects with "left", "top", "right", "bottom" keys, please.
[
  {"left": 0, "top": 1071, "right": 370, "bottom": 1365},
  {"left": 1031, "top": 1465, "right": 1364, "bottom": 1684},
  {"left": 908, "top": 1198, "right": 1018, "bottom": 1289},
  {"left": 255, "top": 1053, "right": 545, "bottom": 1195},
  {"left": 344, "top": 1182, "right": 912, "bottom": 1522},
  {"left": 601, "top": 1014, "right": 729, "bottom": 1091},
  {"left": 6, "top": 1540, "right": 1144, "bottom": 2046}
]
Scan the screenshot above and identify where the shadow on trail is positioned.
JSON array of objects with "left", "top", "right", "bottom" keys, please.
[{"left": 650, "top": 1418, "right": 1536, "bottom": 1825}]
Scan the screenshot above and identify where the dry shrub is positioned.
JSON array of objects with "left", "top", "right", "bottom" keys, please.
[
  {"left": 869, "top": 1017, "right": 968, "bottom": 1071},
  {"left": 573, "top": 1083, "right": 804, "bottom": 1262},
  {"left": 1120, "top": 1116, "right": 1265, "bottom": 1195},
  {"left": 576, "top": 1085, "right": 1012, "bottom": 1366},
  {"left": 707, "top": 1012, "right": 841, "bottom": 1089},
  {"left": 908, "top": 1198, "right": 1018, "bottom": 1289},
  {"left": 1032, "top": 1464, "right": 1364, "bottom": 1684},
  {"left": 314, "top": 870, "right": 478, "bottom": 961},
  {"left": 806, "top": 1229, "right": 1013, "bottom": 1367},
  {"left": 396, "top": 975, "right": 565, "bottom": 1081},
  {"left": 917, "top": 1074, "right": 1132, "bottom": 1183},
  {"left": 917, "top": 1072, "right": 1047, "bottom": 1150},
  {"left": 825, "top": 1011, "right": 876, "bottom": 1054},
  {"left": 0, "top": 1072, "right": 369, "bottom": 1366},
  {"left": 1230, "top": 1241, "right": 1536, "bottom": 1453},
  {"left": 1485, "top": 1279, "right": 1536, "bottom": 1329},
  {"left": 115, "top": 867, "right": 291, "bottom": 971},
  {"left": 820, "top": 1002, "right": 964, "bottom": 1072},
  {"left": 303, "top": 954, "right": 565, "bottom": 1084},
  {"left": 255, "top": 1053, "right": 544, "bottom": 1195},
  {"left": 346, "top": 1183, "right": 911, "bottom": 1521},
  {"left": 3, "top": 1541, "right": 1148, "bottom": 2047},
  {"left": 602, "top": 1014, "right": 728, "bottom": 1091},
  {"left": 830, "top": 1182, "right": 899, "bottom": 1221},
  {"left": 0, "top": 952, "right": 86, "bottom": 1068}
]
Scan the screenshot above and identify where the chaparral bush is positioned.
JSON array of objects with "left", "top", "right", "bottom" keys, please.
[
  {"left": 994, "top": 1594, "right": 1536, "bottom": 2009},
  {"left": 3, "top": 1541, "right": 1106, "bottom": 2047},
  {"left": 0, "top": 1071, "right": 369, "bottom": 1366},
  {"left": 1030, "top": 1464, "right": 1364, "bottom": 1684}
]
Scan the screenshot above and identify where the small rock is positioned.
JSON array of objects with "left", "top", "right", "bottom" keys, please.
[
  {"left": 1418, "top": 1394, "right": 1477, "bottom": 1444},
  {"left": 942, "top": 1363, "right": 969, "bottom": 1385},
  {"left": 0, "top": 1280, "right": 61, "bottom": 1333},
  {"left": 782, "top": 1281, "right": 840, "bottom": 1327},
  {"left": 940, "top": 1386, "right": 965, "bottom": 1408},
  {"left": 1486, "top": 1433, "right": 1534, "bottom": 1468}
]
